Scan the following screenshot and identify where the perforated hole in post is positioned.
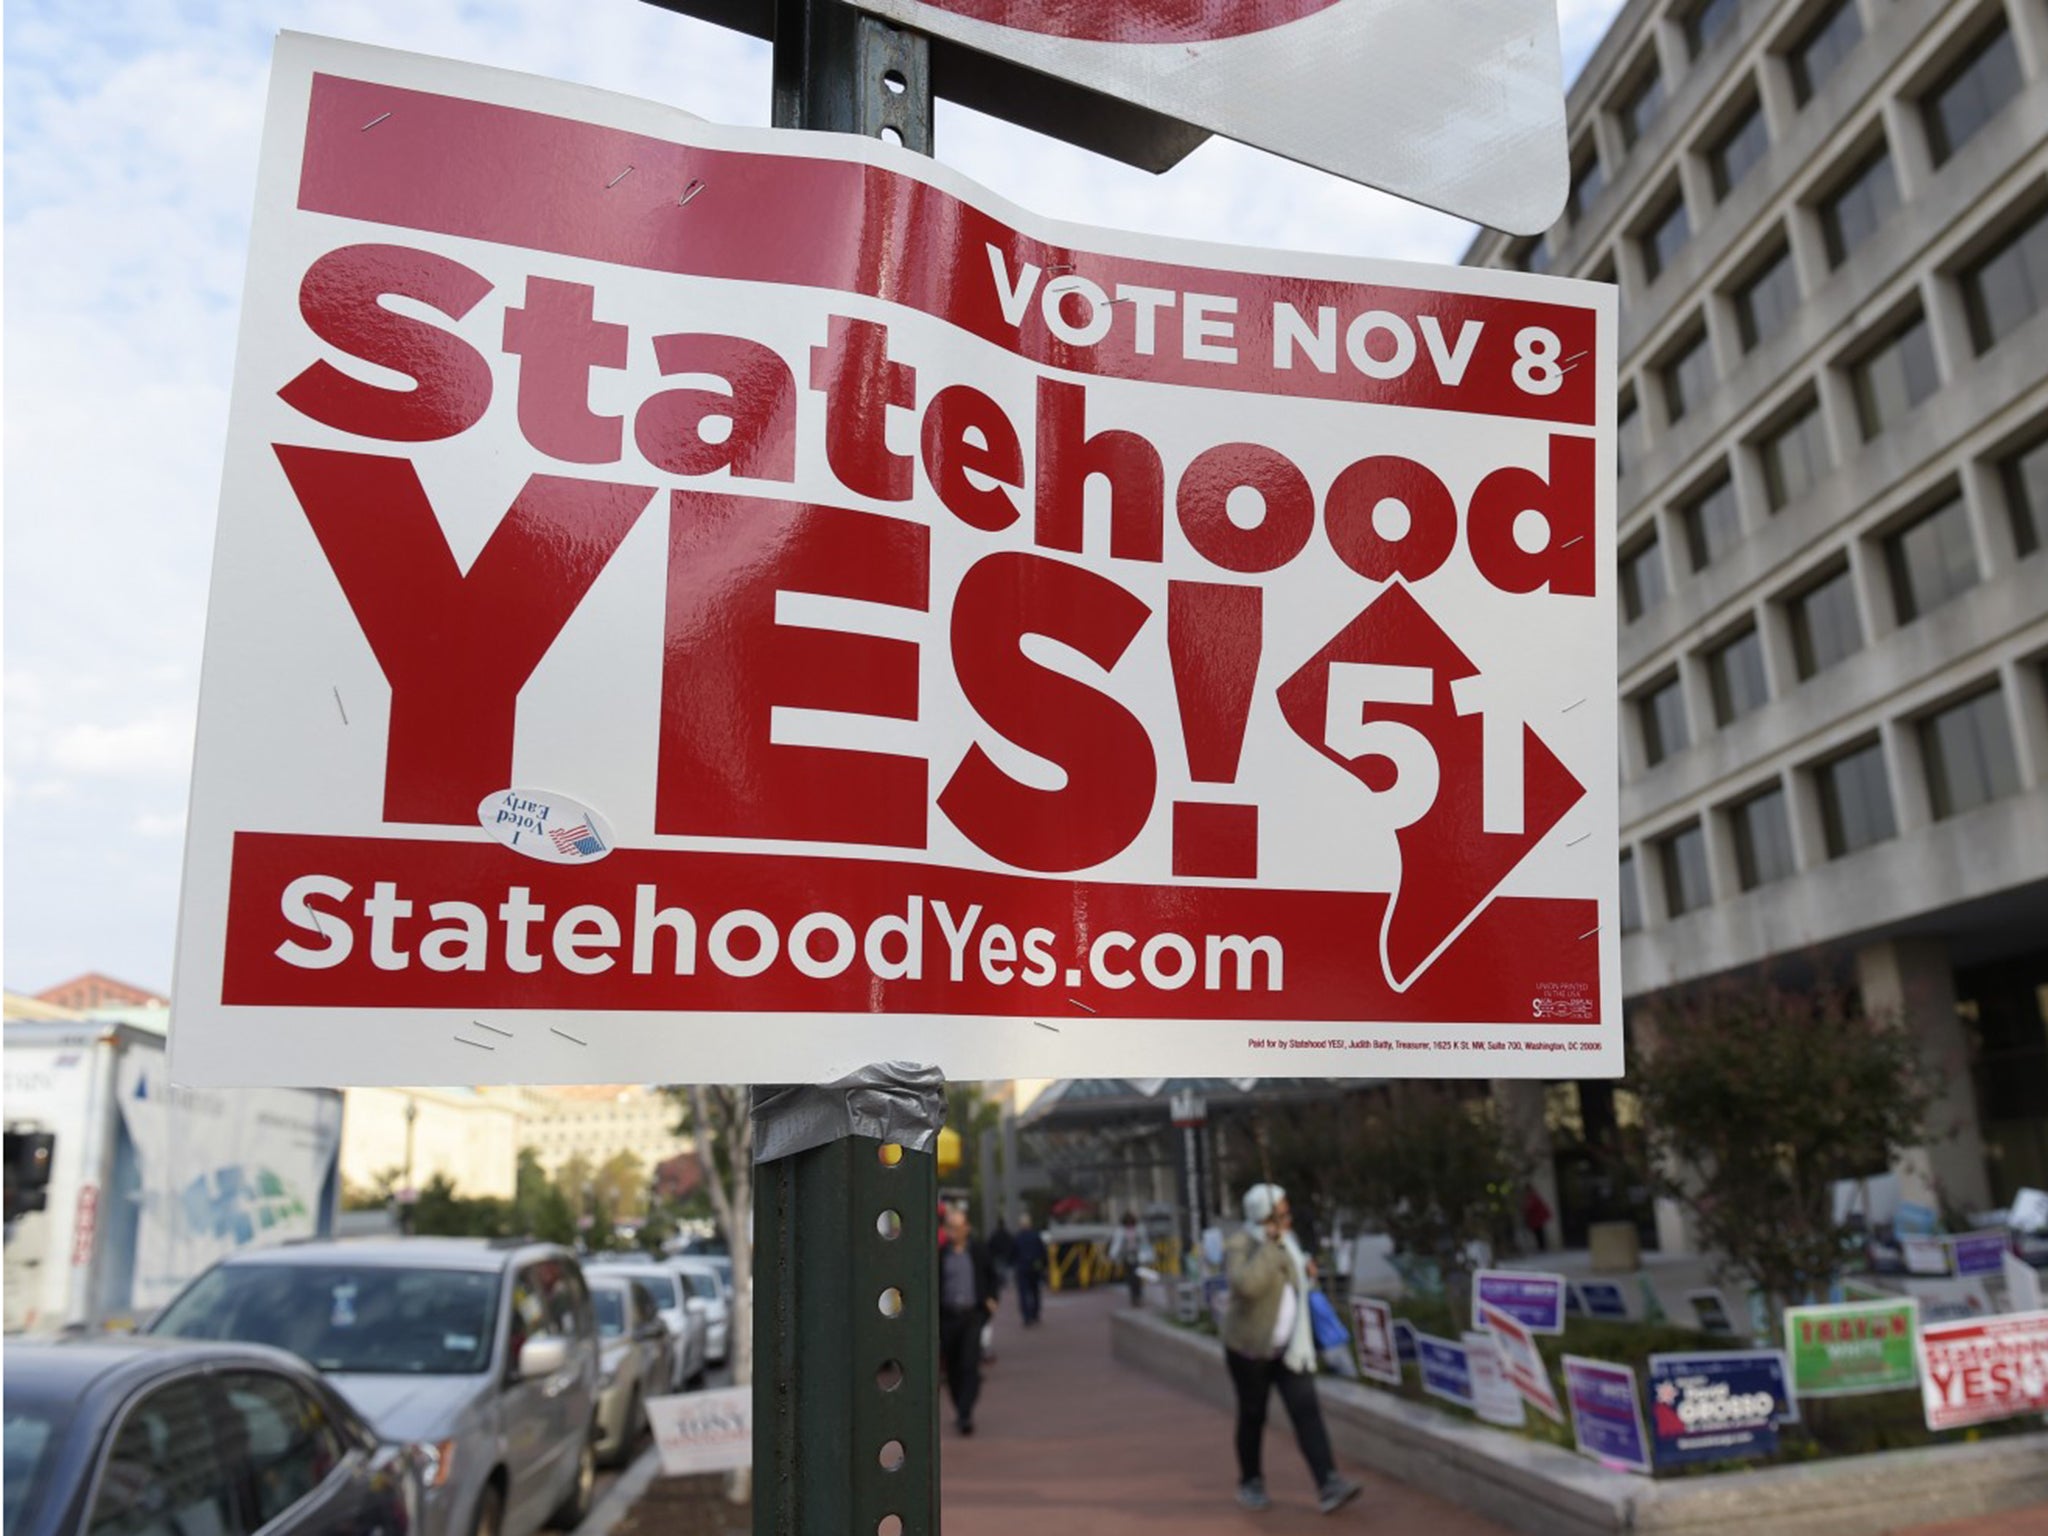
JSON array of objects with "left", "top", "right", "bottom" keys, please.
[
  {"left": 876, "top": 1359, "right": 904, "bottom": 1392},
  {"left": 876, "top": 1209, "right": 903, "bottom": 1241},
  {"left": 877, "top": 1142, "right": 904, "bottom": 1168},
  {"left": 878, "top": 1439, "right": 906, "bottom": 1472},
  {"left": 882, "top": 69, "right": 907, "bottom": 95},
  {"left": 879, "top": 125, "right": 905, "bottom": 147},
  {"left": 878, "top": 1518, "right": 903, "bottom": 1536},
  {"left": 878, "top": 1287, "right": 904, "bottom": 1318}
]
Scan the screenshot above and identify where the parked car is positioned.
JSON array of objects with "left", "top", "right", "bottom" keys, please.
[
  {"left": 148, "top": 1238, "right": 599, "bottom": 1536},
  {"left": 585, "top": 1257, "right": 706, "bottom": 1391},
  {"left": 584, "top": 1276, "right": 671, "bottom": 1467},
  {"left": 670, "top": 1258, "right": 732, "bottom": 1366},
  {"left": 3, "top": 1335, "right": 420, "bottom": 1536}
]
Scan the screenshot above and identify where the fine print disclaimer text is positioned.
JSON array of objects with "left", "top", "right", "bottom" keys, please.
[{"left": 1246, "top": 1034, "right": 1604, "bottom": 1053}]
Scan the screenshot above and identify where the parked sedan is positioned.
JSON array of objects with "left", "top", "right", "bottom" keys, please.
[
  {"left": 670, "top": 1259, "right": 732, "bottom": 1367},
  {"left": 585, "top": 1259, "right": 706, "bottom": 1391},
  {"left": 149, "top": 1238, "right": 599, "bottom": 1536},
  {"left": 4, "top": 1336, "right": 421, "bottom": 1536},
  {"left": 585, "top": 1276, "right": 671, "bottom": 1467}
]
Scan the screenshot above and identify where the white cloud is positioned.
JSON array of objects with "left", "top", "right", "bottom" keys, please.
[
  {"left": 132, "top": 811, "right": 189, "bottom": 839},
  {"left": 47, "top": 710, "right": 196, "bottom": 779}
]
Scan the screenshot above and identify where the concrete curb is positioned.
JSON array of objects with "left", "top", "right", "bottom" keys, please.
[
  {"left": 1111, "top": 1308, "right": 2048, "bottom": 1536},
  {"left": 575, "top": 1444, "right": 662, "bottom": 1536}
]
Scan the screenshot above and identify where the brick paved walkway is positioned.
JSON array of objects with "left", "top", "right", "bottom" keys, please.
[
  {"left": 937, "top": 1283, "right": 2048, "bottom": 1534},
  {"left": 939, "top": 1284, "right": 1508, "bottom": 1531}
]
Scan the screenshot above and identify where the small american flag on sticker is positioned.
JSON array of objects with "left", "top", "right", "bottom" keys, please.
[{"left": 549, "top": 822, "right": 605, "bottom": 858}]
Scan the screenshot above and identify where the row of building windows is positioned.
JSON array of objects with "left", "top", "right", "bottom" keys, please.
[
  {"left": 1524, "top": 1, "right": 2026, "bottom": 279},
  {"left": 1626, "top": 428, "right": 2044, "bottom": 767},
  {"left": 1615, "top": 190, "right": 2048, "bottom": 632},
  {"left": 1618, "top": 665, "right": 2041, "bottom": 929}
]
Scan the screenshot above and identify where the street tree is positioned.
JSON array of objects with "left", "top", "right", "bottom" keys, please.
[
  {"left": 1632, "top": 979, "right": 1934, "bottom": 1322},
  {"left": 668, "top": 1083, "right": 754, "bottom": 1503}
]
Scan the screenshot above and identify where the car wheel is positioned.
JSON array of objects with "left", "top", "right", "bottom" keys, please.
[
  {"left": 550, "top": 1439, "right": 597, "bottom": 1529},
  {"left": 472, "top": 1483, "right": 505, "bottom": 1536}
]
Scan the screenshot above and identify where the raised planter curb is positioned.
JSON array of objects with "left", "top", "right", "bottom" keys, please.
[{"left": 1111, "top": 1308, "right": 2048, "bottom": 1535}]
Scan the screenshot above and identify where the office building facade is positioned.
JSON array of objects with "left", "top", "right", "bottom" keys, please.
[{"left": 1468, "top": 0, "right": 2048, "bottom": 1239}]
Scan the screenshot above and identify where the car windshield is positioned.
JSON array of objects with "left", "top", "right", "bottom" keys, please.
[
  {"left": 152, "top": 1263, "right": 500, "bottom": 1375},
  {"left": 3, "top": 1396, "right": 68, "bottom": 1529},
  {"left": 618, "top": 1272, "right": 677, "bottom": 1309},
  {"left": 590, "top": 1288, "right": 627, "bottom": 1337},
  {"left": 682, "top": 1272, "right": 719, "bottom": 1300}
]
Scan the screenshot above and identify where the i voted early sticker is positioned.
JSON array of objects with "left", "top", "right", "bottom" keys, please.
[{"left": 477, "top": 788, "right": 615, "bottom": 864}]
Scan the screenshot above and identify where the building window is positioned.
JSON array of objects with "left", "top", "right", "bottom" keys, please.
[
  {"left": 1618, "top": 387, "right": 1642, "bottom": 478},
  {"left": 1885, "top": 495, "right": 1979, "bottom": 622},
  {"left": 1620, "top": 533, "right": 1668, "bottom": 621},
  {"left": 1707, "top": 625, "right": 1770, "bottom": 725},
  {"left": 1816, "top": 739, "right": 1897, "bottom": 858},
  {"left": 1659, "top": 822, "right": 1713, "bottom": 915},
  {"left": 1788, "top": 0, "right": 1862, "bottom": 105},
  {"left": 1962, "top": 204, "right": 2048, "bottom": 354},
  {"left": 1819, "top": 144, "right": 1899, "bottom": 267},
  {"left": 1851, "top": 311, "right": 1939, "bottom": 439},
  {"left": 1788, "top": 562, "right": 1862, "bottom": 679},
  {"left": 1662, "top": 328, "right": 1716, "bottom": 422},
  {"left": 1566, "top": 144, "right": 1606, "bottom": 224},
  {"left": 1640, "top": 190, "right": 1692, "bottom": 283},
  {"left": 1729, "top": 784, "right": 1797, "bottom": 889},
  {"left": 1685, "top": 0, "right": 1742, "bottom": 57},
  {"left": 1999, "top": 433, "right": 2047, "bottom": 556},
  {"left": 1639, "top": 674, "right": 1690, "bottom": 766},
  {"left": 1759, "top": 400, "right": 1830, "bottom": 510},
  {"left": 1920, "top": 686, "right": 2022, "bottom": 819},
  {"left": 1617, "top": 60, "right": 1667, "bottom": 150},
  {"left": 1708, "top": 99, "right": 1770, "bottom": 200},
  {"left": 1924, "top": 19, "right": 2024, "bottom": 166},
  {"left": 1681, "top": 474, "right": 1742, "bottom": 570},
  {"left": 1619, "top": 851, "right": 1644, "bottom": 933},
  {"left": 1733, "top": 240, "right": 1800, "bottom": 352}
]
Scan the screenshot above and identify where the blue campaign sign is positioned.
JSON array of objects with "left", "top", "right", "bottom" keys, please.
[
  {"left": 1392, "top": 1318, "right": 1420, "bottom": 1363},
  {"left": 1563, "top": 1356, "right": 1650, "bottom": 1474},
  {"left": 1417, "top": 1334, "right": 1475, "bottom": 1408},
  {"left": 1473, "top": 1269, "right": 1568, "bottom": 1334},
  {"left": 1647, "top": 1351, "right": 1794, "bottom": 1467},
  {"left": 1579, "top": 1280, "right": 1630, "bottom": 1319},
  {"left": 1951, "top": 1230, "right": 2010, "bottom": 1278}
]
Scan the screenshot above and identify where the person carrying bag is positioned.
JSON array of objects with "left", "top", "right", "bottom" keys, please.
[{"left": 1221, "top": 1183, "right": 1362, "bottom": 1514}]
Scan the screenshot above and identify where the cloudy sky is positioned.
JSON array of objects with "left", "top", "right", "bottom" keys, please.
[{"left": 3, "top": 0, "right": 1626, "bottom": 996}]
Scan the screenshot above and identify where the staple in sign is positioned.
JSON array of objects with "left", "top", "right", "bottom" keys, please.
[
  {"left": 678, "top": 178, "right": 704, "bottom": 206},
  {"left": 549, "top": 1026, "right": 588, "bottom": 1046},
  {"left": 470, "top": 1019, "right": 514, "bottom": 1038},
  {"left": 359, "top": 111, "right": 390, "bottom": 131},
  {"left": 331, "top": 685, "right": 348, "bottom": 725},
  {"left": 454, "top": 1035, "right": 495, "bottom": 1051},
  {"left": 607, "top": 166, "right": 634, "bottom": 188}
]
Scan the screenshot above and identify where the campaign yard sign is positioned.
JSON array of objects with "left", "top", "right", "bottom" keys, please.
[
  {"left": 1951, "top": 1230, "right": 2010, "bottom": 1279},
  {"left": 1563, "top": 1356, "right": 1650, "bottom": 1475},
  {"left": 1578, "top": 1280, "right": 1629, "bottom": 1320},
  {"left": 171, "top": 35, "right": 1619, "bottom": 1088},
  {"left": 1392, "top": 1318, "right": 1421, "bottom": 1365},
  {"left": 1686, "top": 1288, "right": 1735, "bottom": 1336},
  {"left": 1478, "top": 1301, "right": 1562, "bottom": 1422},
  {"left": 1352, "top": 1296, "right": 1403, "bottom": 1386},
  {"left": 1464, "top": 1330, "right": 1526, "bottom": 1427},
  {"left": 2005, "top": 1252, "right": 2043, "bottom": 1314},
  {"left": 1473, "top": 1268, "right": 1567, "bottom": 1334},
  {"left": 1417, "top": 1334, "right": 1476, "bottom": 1409},
  {"left": 1785, "top": 1299, "right": 1920, "bottom": 1398},
  {"left": 1647, "top": 1351, "right": 1793, "bottom": 1469},
  {"left": 647, "top": 1386, "right": 750, "bottom": 1475},
  {"left": 1920, "top": 1310, "right": 2048, "bottom": 1431}
]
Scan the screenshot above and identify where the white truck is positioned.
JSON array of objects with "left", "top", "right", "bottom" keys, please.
[{"left": 3, "top": 1015, "right": 342, "bottom": 1334}]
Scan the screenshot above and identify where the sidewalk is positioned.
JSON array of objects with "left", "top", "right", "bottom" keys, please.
[
  {"left": 938, "top": 1283, "right": 2048, "bottom": 1535},
  {"left": 939, "top": 1284, "right": 1509, "bottom": 1531}
]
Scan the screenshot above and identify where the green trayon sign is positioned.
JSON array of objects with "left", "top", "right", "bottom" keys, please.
[{"left": 1784, "top": 1298, "right": 1921, "bottom": 1397}]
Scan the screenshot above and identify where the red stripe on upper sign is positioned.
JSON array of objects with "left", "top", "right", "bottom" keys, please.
[
  {"left": 298, "top": 74, "right": 1596, "bottom": 426},
  {"left": 914, "top": 1, "right": 1343, "bottom": 43},
  {"left": 221, "top": 831, "right": 1600, "bottom": 1026}
]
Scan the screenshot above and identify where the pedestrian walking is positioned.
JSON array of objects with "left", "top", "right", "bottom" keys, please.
[
  {"left": 1011, "top": 1211, "right": 1049, "bottom": 1325},
  {"left": 1108, "top": 1211, "right": 1152, "bottom": 1307},
  {"left": 1522, "top": 1183, "right": 1553, "bottom": 1253},
  {"left": 1222, "top": 1183, "right": 1362, "bottom": 1515},
  {"left": 938, "top": 1204, "right": 1000, "bottom": 1434}
]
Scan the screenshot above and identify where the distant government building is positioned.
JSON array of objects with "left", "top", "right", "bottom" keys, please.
[{"left": 1466, "top": 0, "right": 2048, "bottom": 1248}]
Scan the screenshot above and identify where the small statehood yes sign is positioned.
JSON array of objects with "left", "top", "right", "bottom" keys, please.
[{"left": 169, "top": 34, "right": 1618, "bottom": 1088}]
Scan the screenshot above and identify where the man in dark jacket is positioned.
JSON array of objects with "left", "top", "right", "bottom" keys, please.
[
  {"left": 1010, "top": 1212, "right": 1049, "bottom": 1326},
  {"left": 939, "top": 1204, "right": 1000, "bottom": 1433}
]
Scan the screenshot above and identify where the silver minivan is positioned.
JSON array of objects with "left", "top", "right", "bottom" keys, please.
[{"left": 150, "top": 1238, "right": 600, "bottom": 1536}]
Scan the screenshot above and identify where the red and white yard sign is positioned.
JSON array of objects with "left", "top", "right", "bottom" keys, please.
[
  {"left": 1919, "top": 1311, "right": 2048, "bottom": 1432},
  {"left": 170, "top": 36, "right": 1617, "bottom": 1087}
]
